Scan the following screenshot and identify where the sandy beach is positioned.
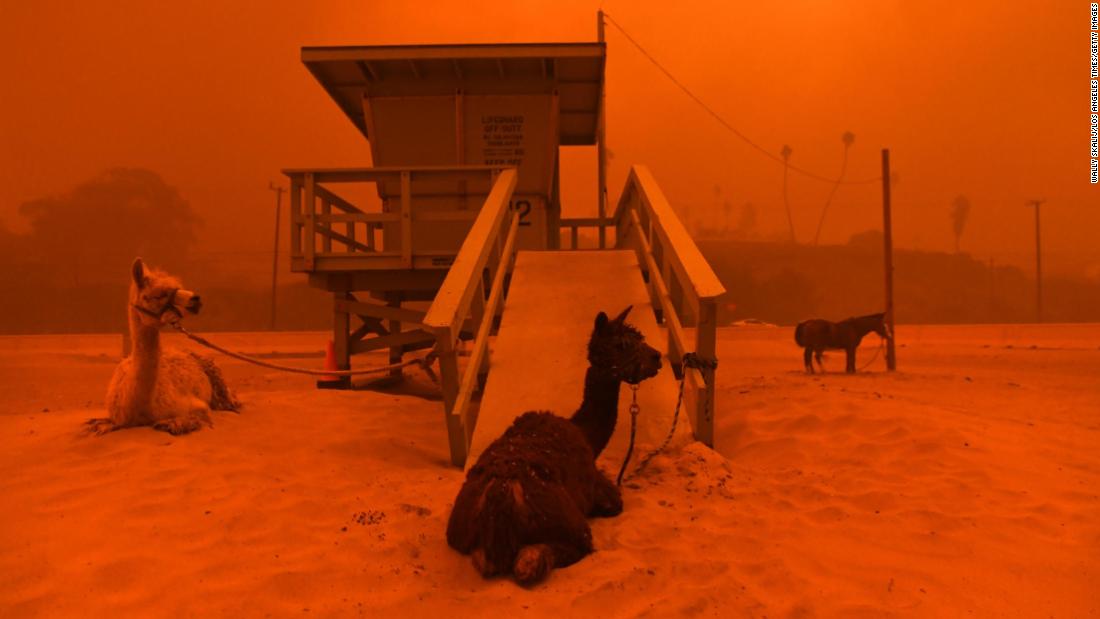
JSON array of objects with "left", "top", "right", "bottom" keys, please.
[{"left": 1, "top": 324, "right": 1097, "bottom": 618}]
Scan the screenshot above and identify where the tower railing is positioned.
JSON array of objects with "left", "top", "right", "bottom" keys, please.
[{"left": 283, "top": 165, "right": 503, "bottom": 272}]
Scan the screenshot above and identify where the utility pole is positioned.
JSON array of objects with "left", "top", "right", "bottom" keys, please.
[
  {"left": 269, "top": 182, "right": 285, "bottom": 331},
  {"left": 988, "top": 256, "right": 996, "bottom": 322},
  {"left": 781, "top": 144, "right": 796, "bottom": 243},
  {"left": 881, "top": 149, "right": 897, "bottom": 371},
  {"left": 1027, "top": 199, "right": 1044, "bottom": 323}
]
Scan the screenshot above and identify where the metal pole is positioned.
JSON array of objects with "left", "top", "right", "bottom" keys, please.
[
  {"left": 1027, "top": 199, "right": 1044, "bottom": 323},
  {"left": 596, "top": 9, "right": 608, "bottom": 249},
  {"left": 881, "top": 149, "right": 896, "bottom": 371},
  {"left": 269, "top": 182, "right": 285, "bottom": 331}
]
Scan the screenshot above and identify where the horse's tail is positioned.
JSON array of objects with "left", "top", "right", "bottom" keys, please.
[{"left": 794, "top": 321, "right": 807, "bottom": 347}]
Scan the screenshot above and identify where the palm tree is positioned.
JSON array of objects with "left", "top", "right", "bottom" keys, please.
[
  {"left": 812, "top": 131, "right": 855, "bottom": 245},
  {"left": 951, "top": 195, "right": 971, "bottom": 253}
]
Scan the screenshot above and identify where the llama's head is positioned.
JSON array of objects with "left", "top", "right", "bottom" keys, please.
[
  {"left": 129, "top": 258, "right": 202, "bottom": 328},
  {"left": 588, "top": 306, "right": 662, "bottom": 384}
]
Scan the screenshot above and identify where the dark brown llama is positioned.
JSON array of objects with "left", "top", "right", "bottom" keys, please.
[
  {"left": 446, "top": 306, "right": 662, "bottom": 585},
  {"left": 794, "top": 312, "right": 891, "bottom": 374}
]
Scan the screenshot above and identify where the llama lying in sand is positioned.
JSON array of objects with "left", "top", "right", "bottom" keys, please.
[
  {"left": 86, "top": 258, "right": 239, "bottom": 435},
  {"left": 446, "top": 306, "right": 662, "bottom": 585}
]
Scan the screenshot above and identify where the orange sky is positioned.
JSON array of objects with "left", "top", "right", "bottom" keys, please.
[{"left": 1, "top": 0, "right": 1093, "bottom": 276}]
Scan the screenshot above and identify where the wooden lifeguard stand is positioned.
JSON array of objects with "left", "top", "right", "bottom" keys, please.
[
  {"left": 285, "top": 37, "right": 725, "bottom": 467},
  {"left": 285, "top": 43, "right": 604, "bottom": 387}
]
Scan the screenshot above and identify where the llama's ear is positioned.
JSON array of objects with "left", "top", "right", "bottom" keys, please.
[
  {"left": 595, "top": 311, "right": 610, "bottom": 332},
  {"left": 131, "top": 258, "right": 146, "bottom": 289},
  {"left": 613, "top": 305, "right": 633, "bottom": 324}
]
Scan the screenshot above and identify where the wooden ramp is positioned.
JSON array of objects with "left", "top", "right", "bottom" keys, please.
[{"left": 467, "top": 250, "right": 693, "bottom": 472}]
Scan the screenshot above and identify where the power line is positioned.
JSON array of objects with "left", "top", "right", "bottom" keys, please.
[{"left": 602, "top": 12, "right": 882, "bottom": 185}]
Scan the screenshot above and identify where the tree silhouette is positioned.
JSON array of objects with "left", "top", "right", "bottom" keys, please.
[
  {"left": 812, "top": 131, "right": 855, "bottom": 245},
  {"left": 737, "top": 202, "right": 756, "bottom": 237},
  {"left": 17, "top": 168, "right": 200, "bottom": 284},
  {"left": 951, "top": 195, "right": 971, "bottom": 253}
]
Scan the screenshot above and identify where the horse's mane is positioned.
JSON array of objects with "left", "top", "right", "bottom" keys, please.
[{"left": 848, "top": 312, "right": 885, "bottom": 322}]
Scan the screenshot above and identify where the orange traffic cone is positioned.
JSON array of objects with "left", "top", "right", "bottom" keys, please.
[{"left": 316, "top": 340, "right": 348, "bottom": 389}]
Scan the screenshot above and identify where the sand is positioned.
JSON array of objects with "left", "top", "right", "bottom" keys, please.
[{"left": 0, "top": 325, "right": 1097, "bottom": 617}]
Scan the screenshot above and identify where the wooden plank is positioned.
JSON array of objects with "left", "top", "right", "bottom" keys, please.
[
  {"left": 307, "top": 269, "right": 447, "bottom": 292},
  {"left": 349, "top": 328, "right": 434, "bottom": 355},
  {"left": 301, "top": 42, "right": 605, "bottom": 63},
  {"left": 314, "top": 184, "right": 364, "bottom": 214},
  {"left": 467, "top": 251, "right": 688, "bottom": 470},
  {"left": 316, "top": 225, "right": 374, "bottom": 254},
  {"left": 629, "top": 165, "right": 726, "bottom": 303},
  {"left": 279, "top": 165, "right": 501, "bottom": 184},
  {"left": 362, "top": 93, "right": 380, "bottom": 164},
  {"left": 295, "top": 255, "right": 457, "bottom": 274},
  {"left": 629, "top": 209, "right": 688, "bottom": 368},
  {"left": 435, "top": 335, "right": 467, "bottom": 467},
  {"left": 693, "top": 298, "right": 718, "bottom": 447},
  {"left": 455, "top": 88, "right": 469, "bottom": 210},
  {"left": 596, "top": 23, "right": 607, "bottom": 249},
  {"left": 386, "top": 293, "right": 403, "bottom": 379},
  {"left": 349, "top": 317, "right": 386, "bottom": 343},
  {"left": 423, "top": 168, "right": 519, "bottom": 343},
  {"left": 548, "top": 150, "right": 562, "bottom": 250},
  {"left": 546, "top": 89, "right": 560, "bottom": 249},
  {"left": 681, "top": 372, "right": 705, "bottom": 451},
  {"left": 400, "top": 171, "right": 412, "bottom": 269},
  {"left": 415, "top": 211, "right": 480, "bottom": 222},
  {"left": 321, "top": 200, "right": 333, "bottom": 253},
  {"left": 315, "top": 250, "right": 401, "bottom": 258},
  {"left": 453, "top": 214, "right": 518, "bottom": 446},
  {"left": 304, "top": 172, "right": 316, "bottom": 271},
  {"left": 289, "top": 177, "right": 302, "bottom": 257},
  {"left": 560, "top": 216, "right": 613, "bottom": 227},
  {"left": 314, "top": 223, "right": 385, "bottom": 254},
  {"left": 316, "top": 213, "right": 399, "bottom": 223},
  {"left": 332, "top": 291, "right": 351, "bottom": 389},
  {"left": 334, "top": 298, "right": 426, "bottom": 325}
]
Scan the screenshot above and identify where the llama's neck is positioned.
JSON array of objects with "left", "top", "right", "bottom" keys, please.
[
  {"left": 128, "top": 309, "right": 161, "bottom": 405},
  {"left": 570, "top": 367, "right": 621, "bottom": 458}
]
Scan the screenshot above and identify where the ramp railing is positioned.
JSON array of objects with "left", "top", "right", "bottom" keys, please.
[
  {"left": 614, "top": 165, "right": 726, "bottom": 447},
  {"left": 423, "top": 168, "right": 520, "bottom": 467}
]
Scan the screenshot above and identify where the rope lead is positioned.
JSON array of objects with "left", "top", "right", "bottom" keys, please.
[
  {"left": 167, "top": 322, "right": 439, "bottom": 383},
  {"left": 617, "top": 352, "right": 718, "bottom": 486},
  {"left": 616, "top": 384, "right": 641, "bottom": 486}
]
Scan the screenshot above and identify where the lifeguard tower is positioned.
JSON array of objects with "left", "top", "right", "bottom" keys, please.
[{"left": 284, "top": 29, "right": 726, "bottom": 468}]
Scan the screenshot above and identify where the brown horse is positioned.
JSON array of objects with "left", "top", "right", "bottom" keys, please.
[{"left": 794, "top": 312, "right": 890, "bottom": 374}]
